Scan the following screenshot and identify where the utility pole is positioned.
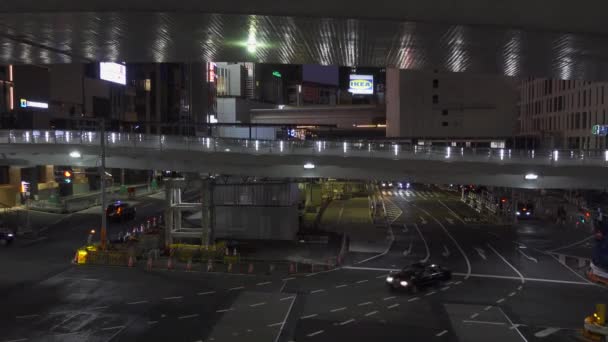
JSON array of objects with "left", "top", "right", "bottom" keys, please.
[{"left": 100, "top": 119, "right": 108, "bottom": 250}]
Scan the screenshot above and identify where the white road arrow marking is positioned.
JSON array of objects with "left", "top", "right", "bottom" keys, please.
[
  {"left": 446, "top": 218, "right": 455, "bottom": 225},
  {"left": 402, "top": 223, "right": 409, "bottom": 233},
  {"left": 413, "top": 223, "right": 430, "bottom": 263},
  {"left": 442, "top": 245, "right": 451, "bottom": 257},
  {"left": 534, "top": 327, "right": 560, "bottom": 337},
  {"left": 517, "top": 248, "right": 538, "bottom": 263},
  {"left": 419, "top": 216, "right": 427, "bottom": 225},
  {"left": 403, "top": 242, "right": 413, "bottom": 257}
]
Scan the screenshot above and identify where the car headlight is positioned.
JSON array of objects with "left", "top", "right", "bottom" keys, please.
[
  {"left": 526, "top": 212, "right": 530, "bottom": 216},
  {"left": 400, "top": 280, "right": 408, "bottom": 287},
  {"left": 386, "top": 276, "right": 394, "bottom": 283},
  {"left": 7, "top": 233, "right": 13, "bottom": 237},
  {"left": 516, "top": 211, "right": 521, "bottom": 216}
]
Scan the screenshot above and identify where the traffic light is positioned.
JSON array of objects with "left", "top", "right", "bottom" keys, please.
[{"left": 63, "top": 170, "right": 73, "bottom": 183}]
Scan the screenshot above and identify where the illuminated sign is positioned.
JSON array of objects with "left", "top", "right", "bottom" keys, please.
[
  {"left": 208, "top": 62, "right": 216, "bottom": 83},
  {"left": 592, "top": 125, "right": 608, "bottom": 136},
  {"left": 100, "top": 62, "right": 127, "bottom": 85},
  {"left": 272, "top": 71, "right": 282, "bottom": 78},
  {"left": 19, "top": 99, "right": 49, "bottom": 109},
  {"left": 348, "top": 74, "right": 374, "bottom": 95}
]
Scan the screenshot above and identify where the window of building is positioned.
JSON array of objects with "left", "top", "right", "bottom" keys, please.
[
  {"left": 442, "top": 109, "right": 448, "bottom": 116},
  {"left": 604, "top": 110, "right": 606, "bottom": 124},
  {"left": 583, "top": 112, "right": 587, "bottom": 129},
  {"left": 583, "top": 90, "right": 587, "bottom": 107},
  {"left": 432, "top": 95, "right": 438, "bottom": 104},
  {"left": 589, "top": 89, "right": 592, "bottom": 106},
  {"left": 441, "top": 121, "right": 448, "bottom": 127},
  {"left": 433, "top": 79, "right": 439, "bottom": 88},
  {"left": 576, "top": 112, "right": 581, "bottom": 129},
  {"left": 578, "top": 92, "right": 581, "bottom": 107},
  {"left": 603, "top": 86, "right": 605, "bottom": 105}
]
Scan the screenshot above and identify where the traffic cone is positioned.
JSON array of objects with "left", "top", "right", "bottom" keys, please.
[
  {"left": 128, "top": 255, "right": 134, "bottom": 267},
  {"left": 147, "top": 256, "right": 153, "bottom": 271},
  {"left": 227, "top": 263, "right": 233, "bottom": 273},
  {"left": 248, "top": 263, "right": 254, "bottom": 274},
  {"left": 186, "top": 258, "right": 192, "bottom": 271},
  {"left": 207, "top": 259, "right": 213, "bottom": 272},
  {"left": 167, "top": 257, "right": 173, "bottom": 270},
  {"left": 289, "top": 263, "right": 295, "bottom": 274}
]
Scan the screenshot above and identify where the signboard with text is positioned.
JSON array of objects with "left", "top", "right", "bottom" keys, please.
[
  {"left": 100, "top": 62, "right": 127, "bottom": 85},
  {"left": 592, "top": 125, "right": 608, "bottom": 136},
  {"left": 348, "top": 74, "right": 374, "bottom": 95}
]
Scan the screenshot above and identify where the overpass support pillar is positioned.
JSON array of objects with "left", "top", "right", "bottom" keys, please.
[{"left": 201, "top": 178, "right": 214, "bottom": 247}]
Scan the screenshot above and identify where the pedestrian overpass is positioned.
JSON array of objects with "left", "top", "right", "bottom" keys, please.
[{"left": 1, "top": 130, "right": 607, "bottom": 189}]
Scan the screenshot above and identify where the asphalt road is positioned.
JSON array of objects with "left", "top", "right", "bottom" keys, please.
[{"left": 0, "top": 188, "right": 605, "bottom": 342}]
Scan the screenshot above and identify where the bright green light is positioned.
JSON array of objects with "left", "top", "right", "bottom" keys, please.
[{"left": 272, "top": 71, "right": 282, "bottom": 78}]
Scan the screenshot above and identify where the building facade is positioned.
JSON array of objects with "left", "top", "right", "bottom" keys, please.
[
  {"left": 386, "top": 69, "right": 518, "bottom": 141},
  {"left": 518, "top": 78, "right": 608, "bottom": 149}
]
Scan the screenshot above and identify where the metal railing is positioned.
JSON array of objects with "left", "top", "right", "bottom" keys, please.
[{"left": 1, "top": 129, "right": 608, "bottom": 167}]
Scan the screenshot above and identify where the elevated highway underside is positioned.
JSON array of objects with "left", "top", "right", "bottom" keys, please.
[
  {"left": 2, "top": 1, "right": 608, "bottom": 79},
  {"left": 2, "top": 143, "right": 608, "bottom": 189}
]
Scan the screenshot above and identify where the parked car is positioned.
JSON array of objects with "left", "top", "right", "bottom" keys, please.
[
  {"left": 0, "top": 228, "right": 15, "bottom": 246},
  {"left": 385, "top": 262, "right": 451, "bottom": 292}
]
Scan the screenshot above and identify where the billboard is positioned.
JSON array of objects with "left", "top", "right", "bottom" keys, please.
[
  {"left": 100, "top": 62, "right": 126, "bottom": 85},
  {"left": 349, "top": 74, "right": 374, "bottom": 95}
]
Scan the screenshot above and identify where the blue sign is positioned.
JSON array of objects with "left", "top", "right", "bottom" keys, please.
[
  {"left": 348, "top": 74, "right": 374, "bottom": 95},
  {"left": 592, "top": 125, "right": 608, "bottom": 136}
]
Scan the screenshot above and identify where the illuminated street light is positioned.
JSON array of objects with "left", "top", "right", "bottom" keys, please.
[
  {"left": 247, "top": 35, "right": 257, "bottom": 53},
  {"left": 303, "top": 162, "right": 315, "bottom": 169},
  {"left": 524, "top": 173, "right": 539, "bottom": 180},
  {"left": 69, "top": 151, "right": 81, "bottom": 158}
]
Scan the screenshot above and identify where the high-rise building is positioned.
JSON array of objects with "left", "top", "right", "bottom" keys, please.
[
  {"left": 517, "top": 79, "right": 608, "bottom": 149},
  {"left": 386, "top": 69, "right": 518, "bottom": 142}
]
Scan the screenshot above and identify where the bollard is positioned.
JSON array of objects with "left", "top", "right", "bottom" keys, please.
[
  {"left": 146, "top": 220, "right": 151, "bottom": 230},
  {"left": 147, "top": 255, "right": 153, "bottom": 271},
  {"left": 186, "top": 258, "right": 192, "bottom": 271},
  {"left": 207, "top": 259, "right": 213, "bottom": 272},
  {"left": 128, "top": 255, "right": 134, "bottom": 267},
  {"left": 167, "top": 257, "right": 173, "bottom": 270},
  {"left": 248, "top": 263, "right": 254, "bottom": 274},
  {"left": 227, "top": 263, "right": 233, "bottom": 273}
]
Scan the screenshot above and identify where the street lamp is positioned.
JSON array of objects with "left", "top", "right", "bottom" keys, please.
[
  {"left": 524, "top": 173, "right": 539, "bottom": 180},
  {"left": 303, "top": 162, "right": 315, "bottom": 169},
  {"left": 69, "top": 151, "right": 81, "bottom": 158}
]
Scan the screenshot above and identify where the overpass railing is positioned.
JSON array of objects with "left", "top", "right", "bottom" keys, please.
[{"left": 1, "top": 129, "right": 608, "bottom": 167}]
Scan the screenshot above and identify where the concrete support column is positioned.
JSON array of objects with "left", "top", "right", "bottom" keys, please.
[
  {"left": 201, "top": 178, "right": 214, "bottom": 247},
  {"left": 8, "top": 166, "right": 21, "bottom": 189}
]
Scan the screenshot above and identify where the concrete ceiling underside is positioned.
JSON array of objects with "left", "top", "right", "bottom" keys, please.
[{"left": 1, "top": 9, "right": 608, "bottom": 80}]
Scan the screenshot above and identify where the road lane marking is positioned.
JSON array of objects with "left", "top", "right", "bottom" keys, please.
[
  {"left": 475, "top": 247, "right": 487, "bottom": 260},
  {"left": 301, "top": 314, "right": 318, "bottom": 319},
  {"left": 197, "top": 291, "right": 216, "bottom": 295},
  {"left": 127, "top": 300, "right": 148, "bottom": 305},
  {"left": 408, "top": 297, "right": 420, "bottom": 302},
  {"left": 250, "top": 302, "right": 266, "bottom": 307},
  {"left": 256, "top": 282, "right": 272, "bottom": 286},
  {"left": 497, "top": 307, "right": 528, "bottom": 342},
  {"left": 356, "top": 279, "right": 369, "bottom": 284},
  {"left": 90, "top": 306, "right": 109, "bottom": 310},
  {"left": 339, "top": 318, "right": 355, "bottom": 326},
  {"left": 425, "top": 291, "right": 437, "bottom": 296},
  {"left": 496, "top": 298, "right": 505, "bottom": 304},
  {"left": 274, "top": 295, "right": 296, "bottom": 342},
  {"left": 228, "top": 286, "right": 244, "bottom": 291},
  {"left": 446, "top": 217, "right": 455, "bottom": 225},
  {"left": 376, "top": 274, "right": 388, "bottom": 279},
  {"left": 16, "top": 314, "right": 39, "bottom": 319},
  {"left": 358, "top": 302, "right": 373, "bottom": 306},
  {"left": 330, "top": 307, "right": 347, "bottom": 312},
  {"left": 508, "top": 292, "right": 516, "bottom": 297},
  {"left": 451, "top": 272, "right": 592, "bottom": 285},
  {"left": 307, "top": 330, "right": 324, "bottom": 337},
  {"left": 487, "top": 244, "right": 525, "bottom": 284},
  {"left": 436, "top": 330, "right": 448, "bottom": 337},
  {"left": 548, "top": 235, "right": 594, "bottom": 253},
  {"left": 437, "top": 199, "right": 466, "bottom": 224},
  {"left": 413, "top": 223, "right": 430, "bottom": 263},
  {"left": 4, "top": 339, "right": 28, "bottom": 342},
  {"left": 534, "top": 327, "right": 561, "bottom": 337},
  {"left": 517, "top": 285, "right": 523, "bottom": 290},
  {"left": 178, "top": 314, "right": 199, "bottom": 319},
  {"left": 419, "top": 216, "right": 427, "bottom": 224},
  {"left": 441, "top": 245, "right": 451, "bottom": 257},
  {"left": 310, "top": 289, "right": 325, "bottom": 294},
  {"left": 414, "top": 205, "right": 471, "bottom": 278},
  {"left": 440, "top": 286, "right": 450, "bottom": 291},
  {"left": 282, "top": 277, "right": 295, "bottom": 281},
  {"left": 463, "top": 320, "right": 506, "bottom": 326},
  {"left": 383, "top": 296, "right": 396, "bottom": 301},
  {"left": 549, "top": 254, "right": 594, "bottom": 285},
  {"left": 216, "top": 308, "right": 234, "bottom": 313},
  {"left": 517, "top": 248, "right": 538, "bottom": 263},
  {"left": 484, "top": 306, "right": 492, "bottom": 311},
  {"left": 470, "top": 313, "right": 479, "bottom": 319},
  {"left": 163, "top": 296, "right": 182, "bottom": 300},
  {"left": 101, "top": 326, "right": 125, "bottom": 331},
  {"left": 280, "top": 296, "right": 295, "bottom": 301},
  {"left": 148, "top": 321, "right": 158, "bottom": 325},
  {"left": 267, "top": 322, "right": 284, "bottom": 327},
  {"left": 335, "top": 284, "right": 348, "bottom": 288},
  {"left": 387, "top": 304, "right": 400, "bottom": 309},
  {"left": 365, "top": 311, "right": 378, "bottom": 317},
  {"left": 454, "top": 281, "right": 462, "bottom": 285}
]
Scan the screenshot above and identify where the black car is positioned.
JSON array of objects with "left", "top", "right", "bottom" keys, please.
[
  {"left": 106, "top": 202, "right": 136, "bottom": 221},
  {"left": 385, "top": 262, "right": 451, "bottom": 292},
  {"left": 0, "top": 228, "right": 15, "bottom": 246},
  {"left": 516, "top": 202, "right": 534, "bottom": 219}
]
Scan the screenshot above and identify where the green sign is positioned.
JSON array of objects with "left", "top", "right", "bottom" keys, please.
[{"left": 272, "top": 71, "right": 282, "bottom": 78}]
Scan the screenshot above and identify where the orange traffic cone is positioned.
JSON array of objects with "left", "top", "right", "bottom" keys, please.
[
  {"left": 248, "top": 263, "right": 254, "bottom": 274},
  {"left": 128, "top": 255, "right": 134, "bottom": 267}
]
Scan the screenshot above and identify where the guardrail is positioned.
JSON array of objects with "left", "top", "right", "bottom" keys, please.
[{"left": 2, "top": 129, "right": 608, "bottom": 167}]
